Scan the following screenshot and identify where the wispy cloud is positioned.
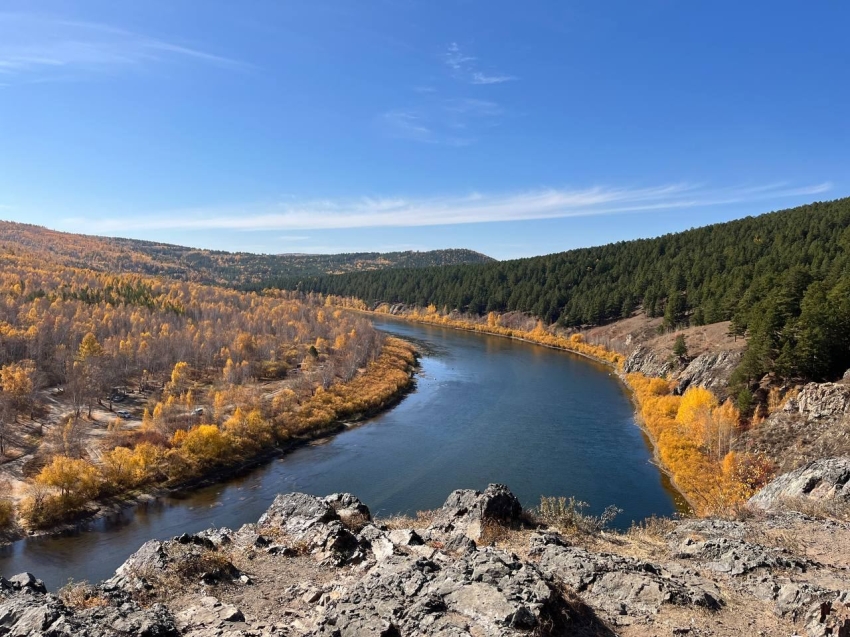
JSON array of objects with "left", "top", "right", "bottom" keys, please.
[
  {"left": 444, "top": 42, "right": 476, "bottom": 73},
  {"left": 472, "top": 72, "right": 517, "bottom": 85},
  {"left": 443, "top": 42, "right": 517, "bottom": 85},
  {"left": 380, "top": 102, "right": 495, "bottom": 146},
  {"left": 75, "top": 181, "right": 832, "bottom": 233},
  {"left": 381, "top": 110, "right": 435, "bottom": 143},
  {"left": 0, "top": 13, "right": 245, "bottom": 84}
]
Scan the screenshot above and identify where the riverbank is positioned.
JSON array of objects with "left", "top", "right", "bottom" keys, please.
[
  {"left": 344, "top": 306, "right": 766, "bottom": 515},
  {"left": 0, "top": 337, "right": 419, "bottom": 544}
]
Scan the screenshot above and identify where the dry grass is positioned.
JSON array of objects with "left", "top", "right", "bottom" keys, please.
[
  {"left": 337, "top": 511, "right": 370, "bottom": 533},
  {"left": 377, "top": 509, "right": 436, "bottom": 531},
  {"left": 174, "top": 550, "right": 239, "bottom": 582},
  {"left": 777, "top": 496, "right": 850, "bottom": 522},
  {"left": 58, "top": 580, "right": 109, "bottom": 610}
]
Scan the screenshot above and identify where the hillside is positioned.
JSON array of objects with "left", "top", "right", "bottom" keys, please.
[
  {"left": 0, "top": 221, "right": 493, "bottom": 286},
  {"left": 267, "top": 197, "right": 850, "bottom": 386},
  {"left": 0, "top": 236, "right": 417, "bottom": 535}
]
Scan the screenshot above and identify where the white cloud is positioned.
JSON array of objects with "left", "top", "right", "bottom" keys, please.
[
  {"left": 443, "top": 42, "right": 517, "bottom": 86},
  {"left": 76, "top": 181, "right": 833, "bottom": 234},
  {"left": 471, "top": 72, "right": 517, "bottom": 85},
  {"left": 444, "top": 42, "right": 476, "bottom": 72},
  {"left": 0, "top": 13, "right": 245, "bottom": 83}
]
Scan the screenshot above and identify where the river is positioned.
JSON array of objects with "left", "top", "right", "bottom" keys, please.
[{"left": 0, "top": 317, "right": 684, "bottom": 590}]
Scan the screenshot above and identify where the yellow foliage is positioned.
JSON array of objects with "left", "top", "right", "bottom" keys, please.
[{"left": 36, "top": 456, "right": 102, "bottom": 501}]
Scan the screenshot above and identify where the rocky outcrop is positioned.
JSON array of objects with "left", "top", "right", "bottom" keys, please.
[
  {"left": 675, "top": 349, "right": 742, "bottom": 397},
  {"left": 622, "top": 345, "right": 676, "bottom": 379},
  {"left": 532, "top": 533, "right": 722, "bottom": 617},
  {"left": 423, "top": 483, "right": 523, "bottom": 544},
  {"left": 784, "top": 383, "right": 850, "bottom": 420},
  {"left": 2, "top": 483, "right": 849, "bottom": 636},
  {"left": 0, "top": 571, "right": 177, "bottom": 637},
  {"left": 622, "top": 346, "right": 741, "bottom": 399},
  {"left": 749, "top": 457, "right": 850, "bottom": 511}
]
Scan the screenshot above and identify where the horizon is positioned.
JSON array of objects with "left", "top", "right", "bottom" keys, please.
[
  {"left": 2, "top": 194, "right": 847, "bottom": 260},
  {"left": 1, "top": 2, "right": 848, "bottom": 259}
]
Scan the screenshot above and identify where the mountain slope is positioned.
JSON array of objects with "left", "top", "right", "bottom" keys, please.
[
  {"left": 265, "top": 197, "right": 850, "bottom": 384},
  {"left": 0, "top": 221, "right": 493, "bottom": 285}
]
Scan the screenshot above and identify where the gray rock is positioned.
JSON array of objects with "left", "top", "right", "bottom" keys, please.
[
  {"left": 805, "top": 590, "right": 850, "bottom": 637},
  {"left": 258, "top": 492, "right": 339, "bottom": 535},
  {"left": 9, "top": 573, "right": 47, "bottom": 595},
  {"left": 0, "top": 584, "right": 177, "bottom": 637},
  {"left": 675, "top": 350, "right": 742, "bottom": 397},
  {"left": 749, "top": 457, "right": 850, "bottom": 511},
  {"left": 426, "top": 483, "right": 523, "bottom": 543},
  {"left": 671, "top": 534, "right": 811, "bottom": 576},
  {"left": 536, "top": 544, "right": 721, "bottom": 617},
  {"left": 623, "top": 345, "right": 675, "bottom": 379},
  {"left": 257, "top": 492, "right": 361, "bottom": 563},
  {"left": 323, "top": 493, "right": 372, "bottom": 521},
  {"left": 318, "top": 549, "right": 572, "bottom": 637},
  {"left": 787, "top": 383, "right": 850, "bottom": 419}
]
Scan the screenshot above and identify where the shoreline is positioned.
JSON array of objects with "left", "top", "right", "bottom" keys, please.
[
  {"left": 361, "top": 309, "right": 698, "bottom": 514},
  {"left": 0, "top": 342, "right": 420, "bottom": 546}
]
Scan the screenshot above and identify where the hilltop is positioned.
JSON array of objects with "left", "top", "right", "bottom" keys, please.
[{"left": 0, "top": 221, "right": 493, "bottom": 286}]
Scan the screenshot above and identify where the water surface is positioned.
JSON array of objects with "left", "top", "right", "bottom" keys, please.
[{"left": 0, "top": 317, "right": 682, "bottom": 590}]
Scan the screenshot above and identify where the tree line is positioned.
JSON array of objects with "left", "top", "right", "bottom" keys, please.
[{"left": 263, "top": 197, "right": 850, "bottom": 385}]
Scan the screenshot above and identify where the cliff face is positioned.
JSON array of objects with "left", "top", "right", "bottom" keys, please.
[
  {"left": 741, "top": 383, "right": 850, "bottom": 473},
  {"left": 1, "top": 481, "right": 848, "bottom": 637},
  {"left": 622, "top": 346, "right": 742, "bottom": 398}
]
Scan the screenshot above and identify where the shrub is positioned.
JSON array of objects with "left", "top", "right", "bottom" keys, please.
[
  {"left": 535, "top": 496, "right": 621, "bottom": 534},
  {"left": 58, "top": 580, "right": 108, "bottom": 609},
  {"left": 0, "top": 498, "right": 15, "bottom": 532}
]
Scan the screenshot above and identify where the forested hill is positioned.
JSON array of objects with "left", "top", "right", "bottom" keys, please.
[
  {"left": 0, "top": 221, "right": 493, "bottom": 285},
  {"left": 264, "top": 197, "right": 850, "bottom": 383}
]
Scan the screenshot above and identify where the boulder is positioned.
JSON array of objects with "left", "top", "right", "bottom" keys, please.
[
  {"left": 9, "top": 573, "right": 47, "bottom": 595},
  {"left": 426, "top": 483, "right": 523, "bottom": 543},
  {"left": 257, "top": 492, "right": 363, "bottom": 563},
  {"left": 749, "top": 457, "right": 850, "bottom": 511}
]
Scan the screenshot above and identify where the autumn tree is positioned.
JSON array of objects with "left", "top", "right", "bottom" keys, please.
[
  {"left": 0, "top": 360, "right": 37, "bottom": 422},
  {"left": 76, "top": 333, "right": 107, "bottom": 418}
]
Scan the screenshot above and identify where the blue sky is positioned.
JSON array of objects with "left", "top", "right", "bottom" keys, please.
[{"left": 0, "top": 1, "right": 847, "bottom": 259}]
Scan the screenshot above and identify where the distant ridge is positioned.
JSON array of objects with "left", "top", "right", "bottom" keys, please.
[{"left": 0, "top": 220, "right": 494, "bottom": 285}]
